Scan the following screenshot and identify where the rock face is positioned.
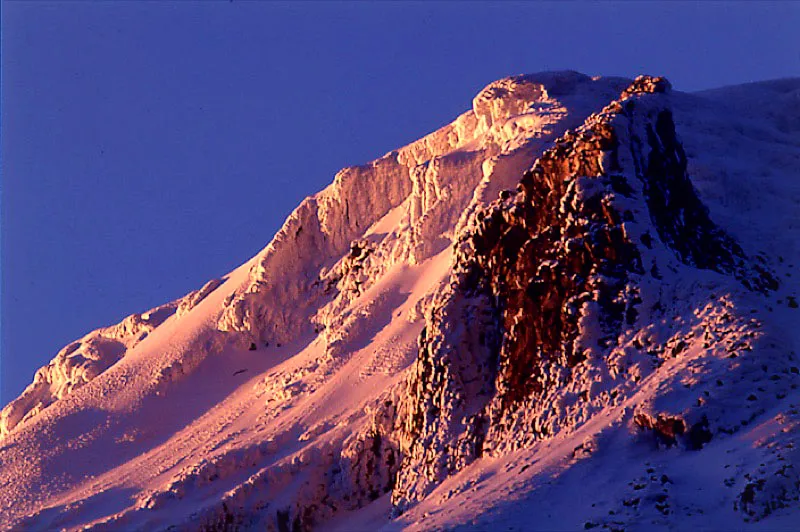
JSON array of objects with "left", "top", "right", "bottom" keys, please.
[
  {"left": 215, "top": 72, "right": 629, "bottom": 351},
  {"left": 1, "top": 73, "right": 799, "bottom": 531},
  {"left": 391, "top": 76, "right": 782, "bottom": 509}
]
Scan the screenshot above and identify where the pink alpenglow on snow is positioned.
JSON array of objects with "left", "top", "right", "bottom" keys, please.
[{"left": 1, "top": 72, "right": 800, "bottom": 531}]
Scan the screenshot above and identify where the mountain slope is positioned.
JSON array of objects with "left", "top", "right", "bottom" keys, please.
[{"left": 1, "top": 72, "right": 798, "bottom": 531}]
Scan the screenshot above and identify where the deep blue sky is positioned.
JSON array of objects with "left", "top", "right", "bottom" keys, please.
[{"left": 2, "top": 2, "right": 798, "bottom": 405}]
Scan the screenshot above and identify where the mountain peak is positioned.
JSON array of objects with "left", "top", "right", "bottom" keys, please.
[{"left": 1, "top": 73, "right": 798, "bottom": 531}]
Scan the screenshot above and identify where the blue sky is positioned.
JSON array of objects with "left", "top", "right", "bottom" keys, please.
[{"left": 2, "top": 1, "right": 798, "bottom": 404}]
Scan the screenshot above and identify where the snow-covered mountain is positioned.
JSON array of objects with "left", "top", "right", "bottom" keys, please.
[{"left": 1, "top": 71, "right": 799, "bottom": 531}]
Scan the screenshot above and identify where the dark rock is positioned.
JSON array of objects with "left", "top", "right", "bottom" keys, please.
[
  {"left": 623, "top": 497, "right": 640, "bottom": 507},
  {"left": 671, "top": 340, "right": 687, "bottom": 357},
  {"left": 635, "top": 413, "right": 686, "bottom": 447},
  {"left": 687, "top": 415, "right": 713, "bottom": 450},
  {"left": 639, "top": 109, "right": 777, "bottom": 293}
]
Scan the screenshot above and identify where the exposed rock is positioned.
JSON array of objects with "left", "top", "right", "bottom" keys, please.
[
  {"left": 634, "top": 413, "right": 686, "bottom": 447},
  {"left": 391, "top": 76, "right": 779, "bottom": 509},
  {"left": 686, "top": 415, "right": 713, "bottom": 450}
]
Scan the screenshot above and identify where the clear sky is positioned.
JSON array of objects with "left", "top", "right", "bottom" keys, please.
[{"left": 2, "top": 1, "right": 798, "bottom": 405}]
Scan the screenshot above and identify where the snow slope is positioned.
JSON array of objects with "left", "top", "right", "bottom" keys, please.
[{"left": 0, "top": 72, "right": 798, "bottom": 531}]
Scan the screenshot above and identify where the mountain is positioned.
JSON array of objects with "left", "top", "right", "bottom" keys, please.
[{"left": 1, "top": 71, "right": 799, "bottom": 531}]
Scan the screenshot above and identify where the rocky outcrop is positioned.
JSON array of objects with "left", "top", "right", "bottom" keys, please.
[
  {"left": 636, "top": 104, "right": 777, "bottom": 292},
  {"left": 216, "top": 157, "right": 414, "bottom": 348},
  {"left": 221, "top": 73, "right": 629, "bottom": 354},
  {"left": 391, "top": 76, "right": 779, "bottom": 509}
]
